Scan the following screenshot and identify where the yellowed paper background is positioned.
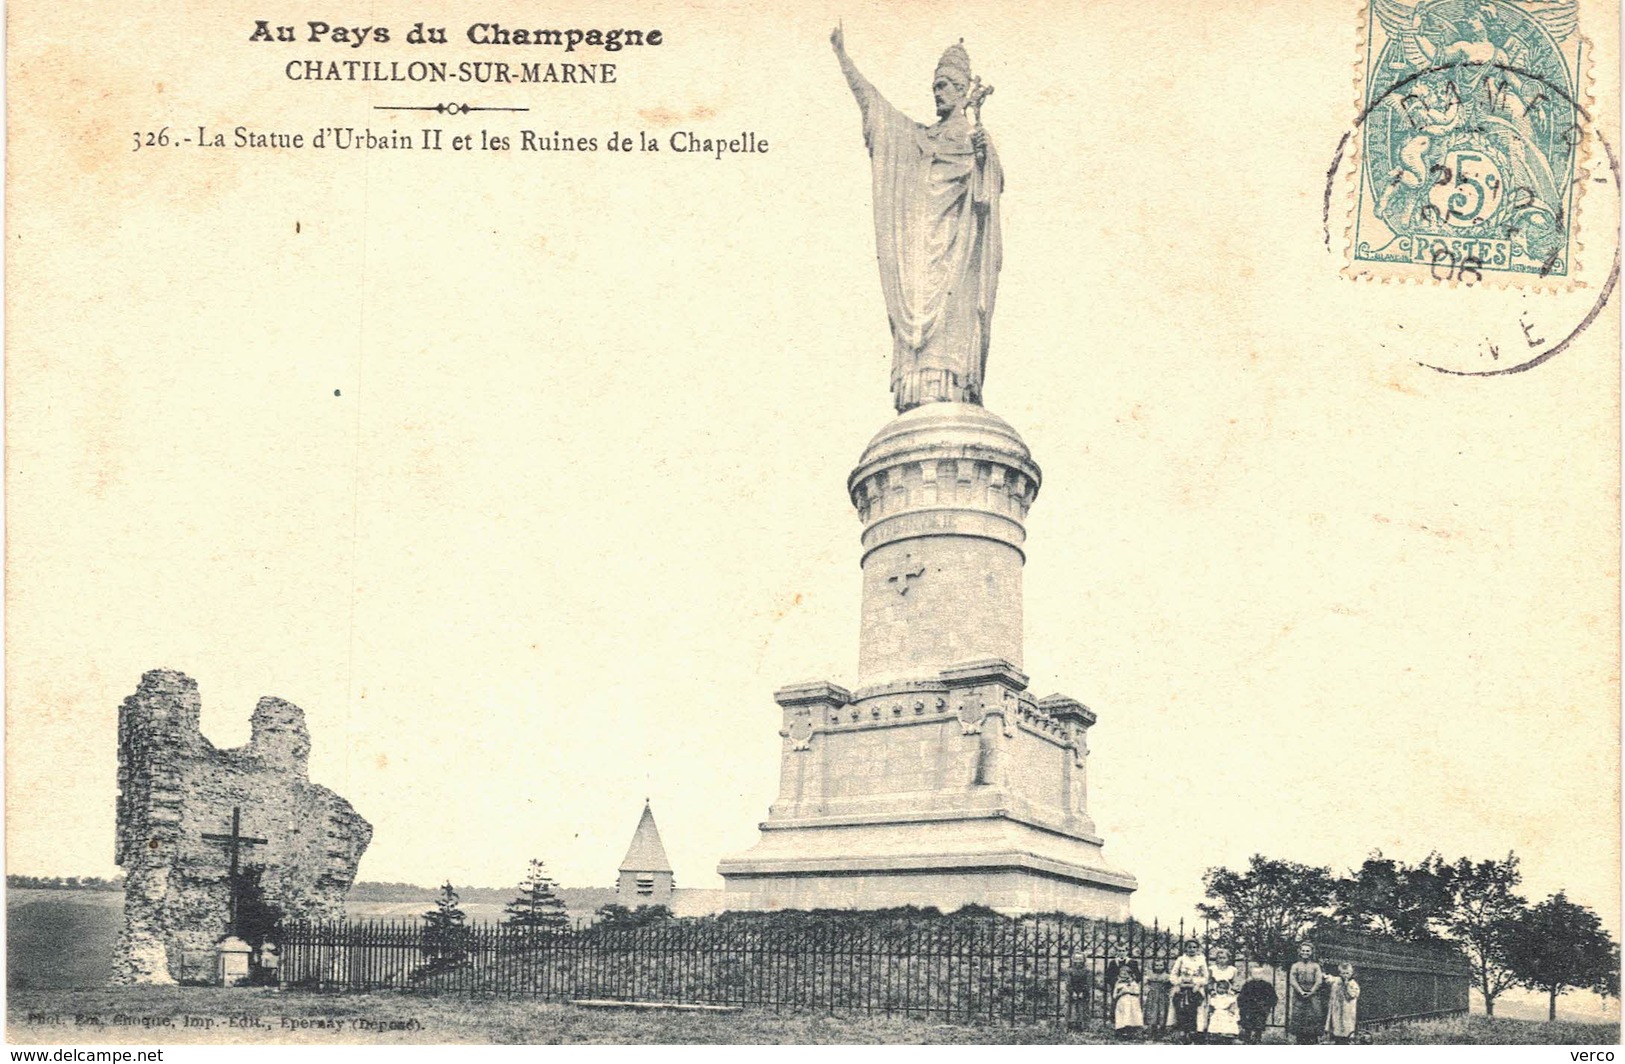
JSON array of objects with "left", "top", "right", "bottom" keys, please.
[{"left": 7, "top": 0, "right": 1620, "bottom": 1031}]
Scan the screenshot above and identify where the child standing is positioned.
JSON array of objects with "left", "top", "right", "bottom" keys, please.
[
  {"left": 1142, "top": 958, "right": 1172, "bottom": 1038},
  {"left": 1204, "top": 947, "right": 1241, "bottom": 1043},
  {"left": 1325, "top": 962, "right": 1360, "bottom": 1044},
  {"left": 1113, "top": 960, "right": 1145, "bottom": 1038},
  {"left": 1237, "top": 968, "right": 1279, "bottom": 1044}
]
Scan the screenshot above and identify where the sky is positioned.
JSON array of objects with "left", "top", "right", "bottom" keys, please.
[{"left": 6, "top": 0, "right": 1620, "bottom": 950}]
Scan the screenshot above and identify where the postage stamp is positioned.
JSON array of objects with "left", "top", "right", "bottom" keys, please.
[{"left": 1344, "top": 0, "right": 1594, "bottom": 284}]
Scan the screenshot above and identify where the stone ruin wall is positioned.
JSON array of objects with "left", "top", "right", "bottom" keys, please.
[{"left": 115, "top": 669, "right": 372, "bottom": 983}]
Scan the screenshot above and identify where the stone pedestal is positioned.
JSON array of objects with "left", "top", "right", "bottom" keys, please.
[
  {"left": 720, "top": 404, "right": 1136, "bottom": 917},
  {"left": 216, "top": 936, "right": 252, "bottom": 986},
  {"left": 850, "top": 404, "right": 1037, "bottom": 683}
]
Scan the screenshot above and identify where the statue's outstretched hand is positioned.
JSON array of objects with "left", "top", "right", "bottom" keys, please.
[{"left": 971, "top": 127, "right": 987, "bottom": 161}]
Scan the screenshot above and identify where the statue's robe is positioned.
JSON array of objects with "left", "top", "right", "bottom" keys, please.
[{"left": 851, "top": 82, "right": 1003, "bottom": 412}]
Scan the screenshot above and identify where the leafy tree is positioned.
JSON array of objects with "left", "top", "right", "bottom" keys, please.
[
  {"left": 595, "top": 903, "right": 674, "bottom": 929},
  {"left": 6, "top": 874, "right": 120, "bottom": 891},
  {"left": 595, "top": 902, "right": 634, "bottom": 927},
  {"left": 419, "top": 881, "right": 470, "bottom": 971},
  {"left": 1442, "top": 853, "right": 1527, "bottom": 1017},
  {"left": 1332, "top": 851, "right": 1453, "bottom": 942},
  {"left": 1197, "top": 854, "right": 1336, "bottom": 965},
  {"left": 503, "top": 859, "right": 569, "bottom": 932},
  {"left": 1505, "top": 892, "right": 1619, "bottom": 1021}
]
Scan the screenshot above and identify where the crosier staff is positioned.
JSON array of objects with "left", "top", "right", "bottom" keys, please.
[{"left": 967, "top": 75, "right": 993, "bottom": 160}]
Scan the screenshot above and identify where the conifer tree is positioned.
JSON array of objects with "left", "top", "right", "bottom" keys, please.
[
  {"left": 420, "top": 881, "right": 470, "bottom": 968},
  {"left": 504, "top": 859, "right": 570, "bottom": 932}
]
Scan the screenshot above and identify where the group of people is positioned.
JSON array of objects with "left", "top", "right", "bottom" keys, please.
[{"left": 1106, "top": 940, "right": 1360, "bottom": 1044}]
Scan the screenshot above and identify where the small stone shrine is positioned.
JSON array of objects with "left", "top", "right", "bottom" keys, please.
[
  {"left": 114, "top": 668, "right": 372, "bottom": 983},
  {"left": 717, "top": 31, "right": 1136, "bottom": 916}
]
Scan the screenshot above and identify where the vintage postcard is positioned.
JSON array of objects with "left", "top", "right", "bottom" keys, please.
[{"left": 6, "top": 0, "right": 1620, "bottom": 1049}]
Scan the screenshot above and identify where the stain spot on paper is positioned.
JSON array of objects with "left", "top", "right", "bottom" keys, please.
[
  {"left": 639, "top": 103, "right": 717, "bottom": 126},
  {"left": 1382, "top": 373, "right": 1420, "bottom": 396},
  {"left": 771, "top": 592, "right": 805, "bottom": 622}
]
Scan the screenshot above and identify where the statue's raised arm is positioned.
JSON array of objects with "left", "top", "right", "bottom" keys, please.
[
  {"left": 834, "top": 31, "right": 1004, "bottom": 413},
  {"left": 831, "top": 26, "right": 885, "bottom": 126}
]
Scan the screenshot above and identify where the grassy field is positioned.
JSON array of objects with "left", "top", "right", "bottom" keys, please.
[
  {"left": 7, "top": 891, "right": 123, "bottom": 990},
  {"left": 6, "top": 986, "right": 1111, "bottom": 1045},
  {"left": 7, "top": 986, "right": 1619, "bottom": 1045},
  {"left": 1368, "top": 1014, "right": 1619, "bottom": 1045}
]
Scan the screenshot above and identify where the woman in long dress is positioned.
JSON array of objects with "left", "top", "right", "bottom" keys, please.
[
  {"left": 1287, "top": 941, "right": 1327, "bottom": 1044},
  {"left": 1326, "top": 963, "right": 1361, "bottom": 1043},
  {"left": 1205, "top": 947, "right": 1241, "bottom": 1042},
  {"left": 1168, "top": 939, "right": 1210, "bottom": 1042}
]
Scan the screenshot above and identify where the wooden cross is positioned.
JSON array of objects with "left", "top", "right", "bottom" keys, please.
[{"left": 202, "top": 806, "right": 268, "bottom": 936}]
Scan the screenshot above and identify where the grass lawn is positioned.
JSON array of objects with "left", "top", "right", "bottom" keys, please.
[
  {"left": 1367, "top": 1015, "right": 1619, "bottom": 1045},
  {"left": 6, "top": 986, "right": 1112, "bottom": 1045},
  {"left": 6, "top": 891, "right": 122, "bottom": 990},
  {"left": 6, "top": 987, "right": 1619, "bottom": 1045}
]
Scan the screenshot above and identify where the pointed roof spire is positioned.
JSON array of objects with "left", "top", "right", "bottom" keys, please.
[{"left": 618, "top": 801, "right": 672, "bottom": 873}]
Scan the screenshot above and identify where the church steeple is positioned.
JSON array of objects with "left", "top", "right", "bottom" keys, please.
[{"left": 616, "top": 801, "right": 674, "bottom": 904}]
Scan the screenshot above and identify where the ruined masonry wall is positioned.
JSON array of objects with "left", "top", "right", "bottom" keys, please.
[{"left": 115, "top": 669, "right": 372, "bottom": 984}]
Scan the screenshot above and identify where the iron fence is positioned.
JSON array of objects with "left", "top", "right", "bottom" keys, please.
[
  {"left": 1305, "top": 926, "right": 1471, "bottom": 1026},
  {"left": 275, "top": 914, "right": 1468, "bottom": 1031}
]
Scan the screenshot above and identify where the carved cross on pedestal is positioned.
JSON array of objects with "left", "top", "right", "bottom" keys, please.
[
  {"left": 202, "top": 806, "right": 268, "bottom": 936},
  {"left": 887, "top": 558, "right": 926, "bottom": 596}
]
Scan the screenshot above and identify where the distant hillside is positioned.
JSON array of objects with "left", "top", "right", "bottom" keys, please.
[
  {"left": 6, "top": 875, "right": 119, "bottom": 892},
  {"left": 8, "top": 889, "right": 122, "bottom": 989},
  {"left": 1478, "top": 997, "right": 1621, "bottom": 1026},
  {"left": 351, "top": 883, "right": 620, "bottom": 907},
  {"left": 5, "top": 883, "right": 725, "bottom": 990},
  {"left": 346, "top": 883, "right": 723, "bottom": 924}
]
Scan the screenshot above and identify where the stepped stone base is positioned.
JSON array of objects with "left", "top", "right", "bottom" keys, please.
[
  {"left": 718, "top": 660, "right": 1136, "bottom": 917},
  {"left": 721, "top": 404, "right": 1137, "bottom": 917},
  {"left": 719, "top": 809, "right": 1134, "bottom": 917}
]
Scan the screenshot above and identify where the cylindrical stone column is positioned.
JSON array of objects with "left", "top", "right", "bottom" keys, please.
[{"left": 847, "top": 403, "right": 1041, "bottom": 685}]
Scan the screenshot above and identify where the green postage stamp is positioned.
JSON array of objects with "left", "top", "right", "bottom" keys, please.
[{"left": 1346, "top": 0, "right": 1594, "bottom": 283}]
